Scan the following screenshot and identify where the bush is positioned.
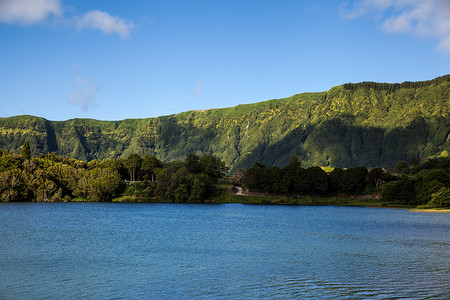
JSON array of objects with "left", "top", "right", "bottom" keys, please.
[
  {"left": 414, "top": 169, "right": 450, "bottom": 205},
  {"left": 123, "top": 181, "right": 156, "bottom": 197},
  {"left": 391, "top": 161, "right": 410, "bottom": 174},
  {"left": 381, "top": 178, "right": 416, "bottom": 205},
  {"left": 427, "top": 187, "right": 450, "bottom": 208}
]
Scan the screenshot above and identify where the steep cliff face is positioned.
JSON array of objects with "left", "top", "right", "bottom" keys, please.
[{"left": 1, "top": 75, "right": 449, "bottom": 171}]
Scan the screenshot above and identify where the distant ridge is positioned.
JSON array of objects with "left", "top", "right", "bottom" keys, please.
[
  {"left": 343, "top": 74, "right": 450, "bottom": 91},
  {"left": 1, "top": 75, "right": 449, "bottom": 171}
]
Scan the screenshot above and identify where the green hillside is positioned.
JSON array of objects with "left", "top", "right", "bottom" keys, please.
[{"left": 1, "top": 75, "right": 449, "bottom": 171}]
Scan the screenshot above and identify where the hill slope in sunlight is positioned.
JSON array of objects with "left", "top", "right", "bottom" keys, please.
[{"left": 1, "top": 75, "right": 449, "bottom": 171}]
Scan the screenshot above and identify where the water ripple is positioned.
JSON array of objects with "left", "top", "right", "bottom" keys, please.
[{"left": 0, "top": 203, "right": 449, "bottom": 299}]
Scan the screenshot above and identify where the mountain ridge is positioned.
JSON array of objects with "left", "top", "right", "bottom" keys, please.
[{"left": 1, "top": 75, "right": 449, "bottom": 171}]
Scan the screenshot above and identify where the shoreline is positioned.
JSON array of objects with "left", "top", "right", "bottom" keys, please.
[
  {"left": 409, "top": 208, "right": 450, "bottom": 213},
  {"left": 110, "top": 195, "right": 449, "bottom": 212},
  {"left": 2, "top": 198, "right": 448, "bottom": 212}
]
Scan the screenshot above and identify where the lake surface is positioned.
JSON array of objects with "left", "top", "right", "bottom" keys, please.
[{"left": 0, "top": 203, "right": 449, "bottom": 299}]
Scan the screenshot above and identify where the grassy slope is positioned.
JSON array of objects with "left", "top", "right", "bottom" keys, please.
[{"left": 1, "top": 75, "right": 449, "bottom": 171}]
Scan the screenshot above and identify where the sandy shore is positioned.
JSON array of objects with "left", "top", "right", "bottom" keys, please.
[{"left": 409, "top": 209, "right": 450, "bottom": 213}]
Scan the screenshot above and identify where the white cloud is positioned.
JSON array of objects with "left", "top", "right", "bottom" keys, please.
[
  {"left": 341, "top": 0, "right": 450, "bottom": 53},
  {"left": 194, "top": 81, "right": 203, "bottom": 95},
  {"left": 0, "top": 0, "right": 61, "bottom": 25},
  {"left": 0, "top": 1, "right": 134, "bottom": 38},
  {"left": 69, "top": 77, "right": 99, "bottom": 112},
  {"left": 76, "top": 10, "right": 133, "bottom": 38},
  {"left": 340, "top": 0, "right": 395, "bottom": 19}
]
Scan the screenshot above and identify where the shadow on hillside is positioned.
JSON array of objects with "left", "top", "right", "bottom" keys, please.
[{"left": 233, "top": 116, "right": 450, "bottom": 171}]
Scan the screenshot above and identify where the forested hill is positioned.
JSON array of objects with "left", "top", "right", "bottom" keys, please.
[{"left": 1, "top": 75, "right": 449, "bottom": 171}]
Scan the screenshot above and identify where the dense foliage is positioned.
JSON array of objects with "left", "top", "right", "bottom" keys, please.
[
  {"left": 241, "top": 156, "right": 373, "bottom": 196},
  {"left": 0, "top": 76, "right": 449, "bottom": 172},
  {"left": 381, "top": 157, "right": 450, "bottom": 208},
  {"left": 0, "top": 147, "right": 227, "bottom": 203},
  {"left": 240, "top": 156, "right": 450, "bottom": 208},
  {"left": 343, "top": 74, "right": 450, "bottom": 92},
  {"left": 1, "top": 142, "right": 448, "bottom": 208}
]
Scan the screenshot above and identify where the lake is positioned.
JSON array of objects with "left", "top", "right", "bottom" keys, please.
[{"left": 0, "top": 203, "right": 449, "bottom": 299}]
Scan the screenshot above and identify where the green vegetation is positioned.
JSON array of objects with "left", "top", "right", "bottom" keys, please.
[
  {"left": 380, "top": 157, "right": 450, "bottom": 208},
  {"left": 239, "top": 156, "right": 374, "bottom": 197},
  {"left": 234, "top": 156, "right": 449, "bottom": 209},
  {"left": 0, "top": 145, "right": 227, "bottom": 203},
  {"left": 1, "top": 75, "right": 449, "bottom": 208},
  {"left": 1, "top": 142, "right": 448, "bottom": 209},
  {"left": 0, "top": 75, "right": 449, "bottom": 171}
]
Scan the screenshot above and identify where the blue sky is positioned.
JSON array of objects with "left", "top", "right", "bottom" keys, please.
[{"left": 1, "top": 0, "right": 449, "bottom": 121}]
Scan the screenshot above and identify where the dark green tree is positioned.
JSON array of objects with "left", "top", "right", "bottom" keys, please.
[
  {"left": 154, "top": 168, "right": 171, "bottom": 197},
  {"left": 189, "top": 173, "right": 213, "bottom": 202},
  {"left": 415, "top": 169, "right": 450, "bottom": 205},
  {"left": 0, "top": 169, "right": 25, "bottom": 201},
  {"left": 367, "top": 168, "right": 386, "bottom": 189},
  {"left": 268, "top": 166, "right": 284, "bottom": 194},
  {"left": 166, "top": 166, "right": 193, "bottom": 202},
  {"left": 329, "top": 168, "right": 344, "bottom": 193},
  {"left": 141, "top": 155, "right": 162, "bottom": 182},
  {"left": 428, "top": 187, "right": 450, "bottom": 208},
  {"left": 306, "top": 166, "right": 329, "bottom": 194},
  {"left": 294, "top": 168, "right": 310, "bottom": 194},
  {"left": 21, "top": 141, "right": 31, "bottom": 159},
  {"left": 381, "top": 178, "right": 416, "bottom": 205},
  {"left": 341, "top": 167, "right": 368, "bottom": 195},
  {"left": 185, "top": 153, "right": 200, "bottom": 174},
  {"left": 391, "top": 161, "right": 410, "bottom": 174},
  {"left": 282, "top": 155, "right": 304, "bottom": 194},
  {"left": 123, "top": 154, "right": 142, "bottom": 181},
  {"left": 198, "top": 155, "right": 228, "bottom": 182},
  {"left": 412, "top": 157, "right": 450, "bottom": 174},
  {"left": 242, "top": 162, "right": 270, "bottom": 192}
]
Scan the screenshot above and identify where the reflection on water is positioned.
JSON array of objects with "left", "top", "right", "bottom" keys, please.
[{"left": 0, "top": 203, "right": 449, "bottom": 299}]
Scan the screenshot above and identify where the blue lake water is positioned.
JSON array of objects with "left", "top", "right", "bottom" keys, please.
[{"left": 0, "top": 203, "right": 449, "bottom": 299}]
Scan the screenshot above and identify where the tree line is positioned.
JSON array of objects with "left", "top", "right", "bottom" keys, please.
[
  {"left": 0, "top": 142, "right": 227, "bottom": 203},
  {"left": 239, "top": 156, "right": 380, "bottom": 196},
  {"left": 343, "top": 74, "right": 450, "bottom": 92},
  {"left": 238, "top": 155, "right": 449, "bottom": 208},
  {"left": 381, "top": 158, "right": 450, "bottom": 208},
  {"left": 1, "top": 142, "right": 448, "bottom": 208}
]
